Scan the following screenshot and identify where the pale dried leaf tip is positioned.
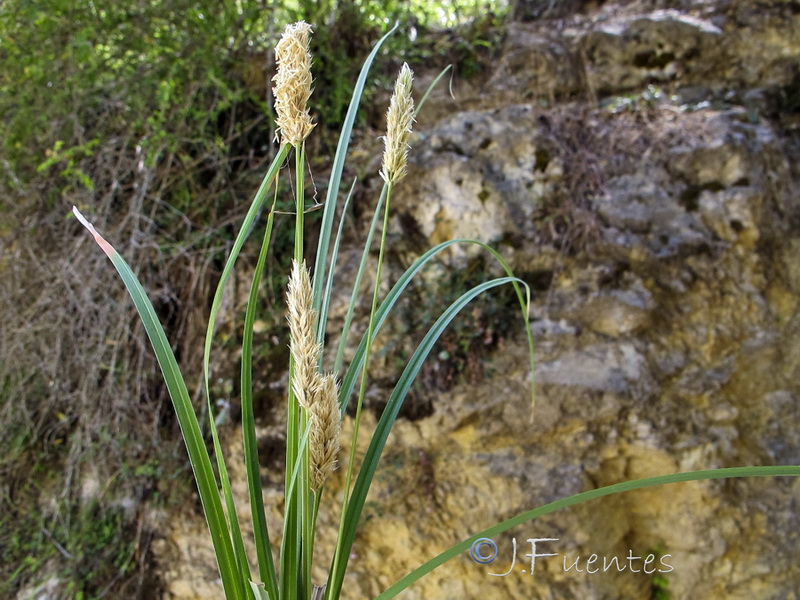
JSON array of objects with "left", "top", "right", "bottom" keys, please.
[
  {"left": 72, "top": 206, "right": 115, "bottom": 258},
  {"left": 380, "top": 63, "right": 415, "bottom": 184},
  {"left": 273, "top": 21, "right": 315, "bottom": 146},
  {"left": 309, "top": 373, "right": 341, "bottom": 491},
  {"left": 287, "top": 259, "right": 320, "bottom": 409}
]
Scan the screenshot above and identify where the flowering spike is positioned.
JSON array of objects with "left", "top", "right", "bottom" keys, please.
[
  {"left": 273, "top": 21, "right": 315, "bottom": 146},
  {"left": 380, "top": 63, "right": 415, "bottom": 184}
]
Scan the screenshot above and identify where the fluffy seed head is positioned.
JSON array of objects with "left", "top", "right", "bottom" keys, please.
[
  {"left": 309, "top": 373, "right": 341, "bottom": 492},
  {"left": 380, "top": 63, "right": 415, "bottom": 184},
  {"left": 273, "top": 21, "right": 315, "bottom": 146},
  {"left": 287, "top": 259, "right": 320, "bottom": 409}
]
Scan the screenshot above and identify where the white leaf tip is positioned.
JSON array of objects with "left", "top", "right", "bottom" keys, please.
[{"left": 72, "top": 206, "right": 91, "bottom": 230}]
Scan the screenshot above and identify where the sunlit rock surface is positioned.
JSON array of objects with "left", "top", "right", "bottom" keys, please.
[{"left": 154, "top": 1, "right": 800, "bottom": 598}]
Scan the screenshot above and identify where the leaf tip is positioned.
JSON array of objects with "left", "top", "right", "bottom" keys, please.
[
  {"left": 72, "top": 206, "right": 116, "bottom": 258},
  {"left": 72, "top": 206, "right": 90, "bottom": 228}
]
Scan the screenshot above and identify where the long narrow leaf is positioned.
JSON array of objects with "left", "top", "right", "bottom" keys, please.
[
  {"left": 414, "top": 65, "right": 452, "bottom": 118},
  {"left": 375, "top": 465, "right": 800, "bottom": 599},
  {"left": 241, "top": 201, "right": 280, "bottom": 599},
  {"left": 333, "top": 185, "right": 387, "bottom": 375},
  {"left": 312, "top": 23, "right": 399, "bottom": 340},
  {"left": 280, "top": 415, "right": 313, "bottom": 600},
  {"left": 205, "top": 141, "right": 291, "bottom": 393},
  {"left": 319, "top": 178, "right": 356, "bottom": 370},
  {"left": 330, "top": 62, "right": 453, "bottom": 371},
  {"left": 340, "top": 239, "right": 534, "bottom": 414},
  {"left": 327, "top": 276, "right": 530, "bottom": 599},
  {"left": 72, "top": 208, "right": 245, "bottom": 600},
  {"left": 204, "top": 144, "right": 292, "bottom": 600},
  {"left": 217, "top": 415, "right": 253, "bottom": 599}
]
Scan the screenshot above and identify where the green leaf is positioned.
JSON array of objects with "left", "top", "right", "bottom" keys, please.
[
  {"left": 312, "top": 23, "right": 399, "bottom": 346},
  {"left": 241, "top": 199, "right": 280, "bottom": 600},
  {"left": 414, "top": 65, "right": 452, "bottom": 118},
  {"left": 340, "top": 239, "right": 533, "bottom": 414},
  {"left": 249, "top": 581, "right": 271, "bottom": 600},
  {"left": 375, "top": 466, "right": 800, "bottom": 599},
  {"left": 201, "top": 143, "right": 291, "bottom": 600},
  {"left": 321, "top": 178, "right": 356, "bottom": 372},
  {"left": 71, "top": 207, "right": 245, "bottom": 600},
  {"left": 327, "top": 276, "right": 530, "bottom": 600},
  {"left": 333, "top": 184, "right": 387, "bottom": 375}
]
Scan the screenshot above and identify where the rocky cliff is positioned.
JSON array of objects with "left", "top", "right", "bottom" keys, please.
[{"left": 155, "top": 2, "right": 800, "bottom": 599}]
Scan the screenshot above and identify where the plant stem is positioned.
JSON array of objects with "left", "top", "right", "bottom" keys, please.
[
  {"left": 241, "top": 190, "right": 280, "bottom": 599},
  {"left": 327, "top": 181, "right": 393, "bottom": 600},
  {"left": 283, "top": 141, "right": 309, "bottom": 600},
  {"left": 333, "top": 186, "right": 386, "bottom": 375},
  {"left": 296, "top": 142, "right": 314, "bottom": 600},
  {"left": 294, "top": 143, "right": 306, "bottom": 263},
  {"left": 350, "top": 181, "right": 393, "bottom": 500}
]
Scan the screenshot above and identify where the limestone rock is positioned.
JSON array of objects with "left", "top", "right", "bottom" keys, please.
[{"left": 150, "top": 2, "right": 800, "bottom": 599}]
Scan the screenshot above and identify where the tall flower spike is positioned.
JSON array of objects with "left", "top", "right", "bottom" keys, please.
[
  {"left": 380, "top": 63, "right": 415, "bottom": 184},
  {"left": 309, "top": 373, "right": 341, "bottom": 492},
  {"left": 287, "top": 259, "right": 320, "bottom": 409},
  {"left": 273, "top": 21, "right": 315, "bottom": 146}
]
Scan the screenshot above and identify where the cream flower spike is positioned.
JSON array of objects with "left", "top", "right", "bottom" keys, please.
[
  {"left": 287, "top": 259, "right": 320, "bottom": 409},
  {"left": 380, "top": 63, "right": 415, "bottom": 184},
  {"left": 273, "top": 21, "right": 315, "bottom": 146},
  {"left": 309, "top": 373, "right": 341, "bottom": 491}
]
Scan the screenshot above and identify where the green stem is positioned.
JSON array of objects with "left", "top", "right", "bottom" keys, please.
[
  {"left": 327, "top": 181, "right": 393, "bottom": 600},
  {"left": 309, "top": 489, "right": 323, "bottom": 586},
  {"left": 350, "top": 181, "right": 393, "bottom": 500},
  {"left": 241, "top": 194, "right": 280, "bottom": 599},
  {"left": 294, "top": 141, "right": 314, "bottom": 600},
  {"left": 282, "top": 141, "right": 309, "bottom": 600},
  {"left": 295, "top": 142, "right": 306, "bottom": 264},
  {"left": 333, "top": 186, "right": 386, "bottom": 375}
]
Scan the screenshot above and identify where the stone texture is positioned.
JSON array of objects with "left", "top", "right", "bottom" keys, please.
[
  {"left": 151, "top": 2, "right": 800, "bottom": 599},
  {"left": 421, "top": 0, "right": 800, "bottom": 118}
]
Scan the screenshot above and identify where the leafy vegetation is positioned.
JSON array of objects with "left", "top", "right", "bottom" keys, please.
[
  {"left": 4, "top": 2, "right": 798, "bottom": 598},
  {"left": 0, "top": 1, "right": 510, "bottom": 597},
  {"left": 1, "top": 489, "right": 152, "bottom": 599},
  {"left": 649, "top": 543, "right": 672, "bottom": 600},
  {"left": 71, "top": 20, "right": 534, "bottom": 600}
]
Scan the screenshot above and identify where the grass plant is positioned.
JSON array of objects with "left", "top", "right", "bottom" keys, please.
[{"left": 71, "top": 20, "right": 800, "bottom": 600}]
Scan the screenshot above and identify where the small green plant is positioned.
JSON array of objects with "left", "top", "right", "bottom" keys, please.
[
  {"left": 36, "top": 139, "right": 100, "bottom": 191},
  {"left": 71, "top": 20, "right": 800, "bottom": 600},
  {"left": 649, "top": 543, "right": 671, "bottom": 600},
  {"left": 1, "top": 495, "right": 137, "bottom": 599},
  {"left": 605, "top": 84, "right": 664, "bottom": 114},
  {"left": 652, "top": 572, "right": 671, "bottom": 599}
]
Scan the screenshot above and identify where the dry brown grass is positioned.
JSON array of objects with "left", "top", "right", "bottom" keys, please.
[
  {"left": 0, "top": 135, "right": 246, "bottom": 595},
  {"left": 533, "top": 101, "right": 670, "bottom": 253}
]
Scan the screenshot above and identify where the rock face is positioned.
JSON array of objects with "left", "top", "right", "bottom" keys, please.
[{"left": 155, "top": 2, "right": 800, "bottom": 599}]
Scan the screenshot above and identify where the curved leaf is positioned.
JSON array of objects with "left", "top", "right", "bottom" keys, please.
[
  {"left": 72, "top": 207, "right": 245, "bottom": 600},
  {"left": 340, "top": 239, "right": 533, "bottom": 414},
  {"left": 241, "top": 201, "right": 280, "bottom": 599},
  {"left": 313, "top": 23, "right": 399, "bottom": 337},
  {"left": 327, "top": 276, "right": 530, "bottom": 599},
  {"left": 375, "top": 465, "right": 800, "bottom": 599}
]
